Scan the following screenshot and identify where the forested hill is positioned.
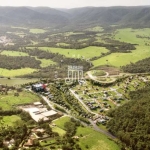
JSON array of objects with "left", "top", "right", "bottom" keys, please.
[
  {"left": 0, "top": 6, "right": 150, "bottom": 28},
  {"left": 122, "top": 57, "right": 150, "bottom": 73},
  {"left": 107, "top": 84, "right": 150, "bottom": 150}
]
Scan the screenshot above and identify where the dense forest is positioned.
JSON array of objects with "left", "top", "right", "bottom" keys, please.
[
  {"left": 0, "top": 55, "right": 41, "bottom": 69},
  {"left": 107, "top": 83, "right": 150, "bottom": 150},
  {"left": 122, "top": 57, "right": 150, "bottom": 73}
]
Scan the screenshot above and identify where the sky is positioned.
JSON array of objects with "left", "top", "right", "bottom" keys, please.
[{"left": 0, "top": 0, "right": 150, "bottom": 8}]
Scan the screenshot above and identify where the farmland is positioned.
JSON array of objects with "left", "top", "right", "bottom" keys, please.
[
  {"left": 0, "top": 90, "right": 41, "bottom": 110},
  {"left": 35, "top": 46, "right": 109, "bottom": 59}
]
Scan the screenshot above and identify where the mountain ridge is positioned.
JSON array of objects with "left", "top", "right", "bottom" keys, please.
[{"left": 0, "top": 6, "right": 150, "bottom": 28}]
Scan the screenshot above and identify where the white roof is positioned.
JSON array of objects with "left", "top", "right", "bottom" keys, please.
[
  {"left": 41, "top": 110, "right": 57, "bottom": 117},
  {"left": 34, "top": 102, "right": 42, "bottom": 105}
]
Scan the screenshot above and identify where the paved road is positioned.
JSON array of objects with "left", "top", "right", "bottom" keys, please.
[
  {"left": 36, "top": 91, "right": 117, "bottom": 140},
  {"left": 89, "top": 120, "right": 117, "bottom": 139},
  {"left": 69, "top": 89, "right": 97, "bottom": 115},
  {"left": 87, "top": 71, "right": 116, "bottom": 84}
]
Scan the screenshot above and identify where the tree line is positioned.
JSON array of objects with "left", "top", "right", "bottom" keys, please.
[{"left": 107, "top": 83, "right": 150, "bottom": 150}]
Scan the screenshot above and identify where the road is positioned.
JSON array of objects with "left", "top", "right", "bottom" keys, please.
[
  {"left": 89, "top": 120, "right": 117, "bottom": 139},
  {"left": 69, "top": 89, "right": 97, "bottom": 115},
  {"left": 36, "top": 90, "right": 117, "bottom": 140},
  {"left": 87, "top": 71, "right": 116, "bottom": 84}
]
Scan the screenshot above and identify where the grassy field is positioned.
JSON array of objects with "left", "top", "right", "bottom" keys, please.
[
  {"left": 29, "top": 28, "right": 46, "bottom": 34},
  {"left": 115, "top": 28, "right": 150, "bottom": 45},
  {"left": 0, "top": 78, "right": 38, "bottom": 86},
  {"left": 52, "top": 116, "right": 120, "bottom": 150},
  {"left": 92, "top": 45, "right": 150, "bottom": 67},
  {"left": 51, "top": 126, "right": 66, "bottom": 136},
  {"left": 1, "top": 50, "right": 29, "bottom": 56},
  {"left": 53, "top": 116, "right": 71, "bottom": 130},
  {"left": 76, "top": 126, "right": 120, "bottom": 150},
  {"left": 36, "top": 58, "right": 56, "bottom": 67},
  {"left": 0, "top": 68, "right": 37, "bottom": 77},
  {"left": 33, "top": 46, "right": 109, "bottom": 59},
  {"left": 2, "top": 115, "right": 22, "bottom": 126},
  {"left": 0, "top": 91, "right": 41, "bottom": 110}
]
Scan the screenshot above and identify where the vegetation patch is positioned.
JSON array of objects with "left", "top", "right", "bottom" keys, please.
[
  {"left": 76, "top": 126, "right": 120, "bottom": 150},
  {"left": 0, "top": 90, "right": 41, "bottom": 110},
  {"left": 1, "top": 50, "right": 29, "bottom": 56},
  {"left": 29, "top": 28, "right": 46, "bottom": 34},
  {"left": 1, "top": 115, "right": 22, "bottom": 126},
  {"left": 53, "top": 116, "right": 71, "bottom": 130},
  {"left": 0, "top": 68, "right": 37, "bottom": 77}
]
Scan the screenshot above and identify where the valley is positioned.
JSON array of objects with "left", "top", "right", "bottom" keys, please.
[{"left": 0, "top": 5, "right": 150, "bottom": 150}]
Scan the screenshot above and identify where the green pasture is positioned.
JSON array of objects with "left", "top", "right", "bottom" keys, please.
[
  {"left": 33, "top": 46, "right": 109, "bottom": 59},
  {"left": 0, "top": 68, "right": 37, "bottom": 77},
  {"left": 76, "top": 126, "right": 120, "bottom": 150},
  {"left": 0, "top": 78, "right": 38, "bottom": 86},
  {"left": 1, "top": 50, "right": 29, "bottom": 56},
  {"left": 29, "top": 28, "right": 46, "bottom": 34},
  {"left": 92, "top": 45, "right": 150, "bottom": 67},
  {"left": 51, "top": 126, "right": 66, "bottom": 136},
  {"left": 1, "top": 115, "right": 22, "bottom": 126},
  {"left": 36, "top": 58, "right": 56, "bottom": 67},
  {"left": 114, "top": 28, "right": 150, "bottom": 45},
  {"left": 0, "top": 91, "right": 41, "bottom": 110},
  {"left": 53, "top": 116, "right": 71, "bottom": 130}
]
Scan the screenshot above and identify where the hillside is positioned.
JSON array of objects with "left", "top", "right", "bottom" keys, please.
[
  {"left": 0, "top": 6, "right": 150, "bottom": 28},
  {"left": 107, "top": 84, "right": 150, "bottom": 150}
]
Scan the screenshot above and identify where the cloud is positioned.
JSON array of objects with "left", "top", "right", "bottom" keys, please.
[{"left": 0, "top": 0, "right": 150, "bottom": 8}]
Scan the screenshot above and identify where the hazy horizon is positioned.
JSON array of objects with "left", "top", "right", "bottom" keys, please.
[{"left": 0, "top": 0, "right": 150, "bottom": 8}]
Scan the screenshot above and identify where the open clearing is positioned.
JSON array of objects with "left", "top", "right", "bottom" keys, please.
[
  {"left": 2, "top": 115, "right": 22, "bottom": 126},
  {"left": 76, "top": 126, "right": 120, "bottom": 150},
  {"left": 86, "top": 26, "right": 104, "bottom": 32},
  {"left": 0, "top": 68, "right": 37, "bottom": 77},
  {"left": 92, "top": 45, "right": 150, "bottom": 67},
  {"left": 0, "top": 78, "right": 38, "bottom": 86},
  {"left": 36, "top": 58, "right": 56, "bottom": 67},
  {"left": 53, "top": 116, "right": 71, "bottom": 130},
  {"left": 1, "top": 50, "right": 29, "bottom": 56},
  {"left": 29, "top": 28, "right": 46, "bottom": 34},
  {"left": 0, "top": 91, "right": 41, "bottom": 110},
  {"left": 33, "top": 46, "right": 109, "bottom": 59}
]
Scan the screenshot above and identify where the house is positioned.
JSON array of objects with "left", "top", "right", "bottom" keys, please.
[{"left": 32, "top": 83, "right": 46, "bottom": 92}]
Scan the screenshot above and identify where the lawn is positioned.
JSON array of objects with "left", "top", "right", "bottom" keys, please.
[
  {"left": 2, "top": 115, "right": 22, "bottom": 126},
  {"left": 32, "top": 46, "right": 109, "bottom": 59},
  {"left": 76, "top": 126, "right": 120, "bottom": 150},
  {"left": 0, "top": 68, "right": 37, "bottom": 77},
  {"left": 0, "top": 91, "right": 41, "bottom": 110},
  {"left": 30, "top": 28, "right": 46, "bottom": 34},
  {"left": 53, "top": 116, "right": 71, "bottom": 130},
  {"left": 1, "top": 50, "right": 29, "bottom": 56}
]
